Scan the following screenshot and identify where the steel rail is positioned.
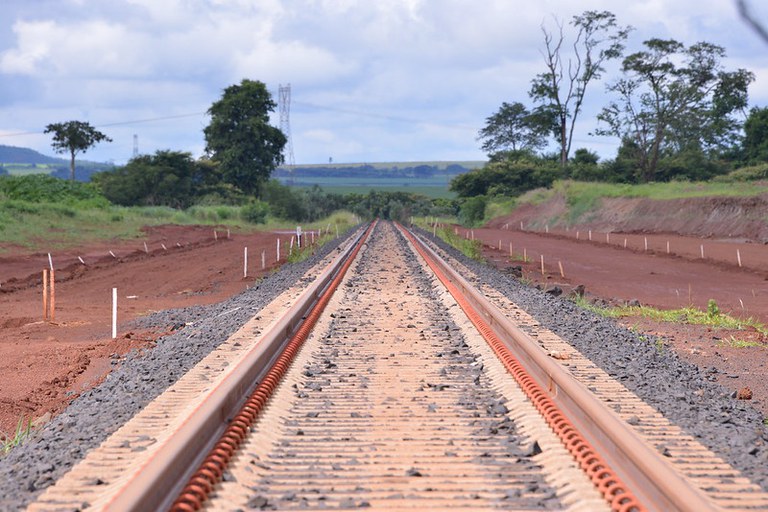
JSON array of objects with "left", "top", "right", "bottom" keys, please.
[
  {"left": 101, "top": 222, "right": 374, "bottom": 512},
  {"left": 398, "top": 223, "right": 716, "bottom": 512}
]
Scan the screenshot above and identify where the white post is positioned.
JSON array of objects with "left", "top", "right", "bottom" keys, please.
[
  {"left": 520, "top": 221, "right": 524, "bottom": 230},
  {"left": 78, "top": 256, "right": 86, "bottom": 265},
  {"left": 48, "top": 253, "right": 54, "bottom": 271},
  {"left": 606, "top": 233, "right": 610, "bottom": 244},
  {"left": 737, "top": 249, "right": 742, "bottom": 267},
  {"left": 576, "top": 231, "right": 580, "bottom": 240},
  {"left": 624, "top": 238, "right": 627, "bottom": 248},
  {"left": 244, "top": 247, "right": 248, "bottom": 277},
  {"left": 112, "top": 287, "right": 117, "bottom": 339},
  {"left": 143, "top": 241, "right": 149, "bottom": 254},
  {"left": 214, "top": 230, "right": 218, "bottom": 241},
  {"left": 261, "top": 250, "right": 266, "bottom": 270},
  {"left": 109, "top": 250, "right": 117, "bottom": 259},
  {"left": 296, "top": 226, "right": 302, "bottom": 248},
  {"left": 540, "top": 254, "right": 545, "bottom": 275},
  {"left": 545, "top": 224, "right": 549, "bottom": 233},
  {"left": 700, "top": 244, "right": 704, "bottom": 259},
  {"left": 588, "top": 230, "right": 592, "bottom": 241},
  {"left": 644, "top": 237, "right": 648, "bottom": 251},
  {"left": 227, "top": 228, "right": 231, "bottom": 239},
  {"left": 666, "top": 241, "right": 670, "bottom": 254},
  {"left": 277, "top": 239, "right": 281, "bottom": 261},
  {"left": 161, "top": 243, "right": 167, "bottom": 251},
  {"left": 509, "top": 242, "right": 513, "bottom": 257}
]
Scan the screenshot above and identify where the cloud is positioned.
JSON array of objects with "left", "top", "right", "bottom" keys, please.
[{"left": 1, "top": 0, "right": 768, "bottom": 165}]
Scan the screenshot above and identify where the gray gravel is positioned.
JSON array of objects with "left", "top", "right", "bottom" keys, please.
[
  {"left": 415, "top": 226, "right": 768, "bottom": 493},
  {"left": 0, "top": 230, "right": 353, "bottom": 510}
]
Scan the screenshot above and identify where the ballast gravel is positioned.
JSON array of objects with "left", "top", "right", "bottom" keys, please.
[
  {"left": 0, "top": 230, "right": 352, "bottom": 510},
  {"left": 415, "top": 226, "right": 768, "bottom": 493}
]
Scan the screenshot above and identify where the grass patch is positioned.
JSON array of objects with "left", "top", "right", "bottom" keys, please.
[
  {"left": 0, "top": 199, "right": 359, "bottom": 253},
  {"left": 717, "top": 336, "right": 763, "bottom": 348},
  {"left": 511, "top": 179, "right": 768, "bottom": 226},
  {"left": 415, "top": 220, "right": 483, "bottom": 261},
  {"left": 1, "top": 417, "right": 33, "bottom": 455},
  {"left": 572, "top": 296, "right": 767, "bottom": 335}
]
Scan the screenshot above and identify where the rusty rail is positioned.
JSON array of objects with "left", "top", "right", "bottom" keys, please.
[
  {"left": 101, "top": 222, "right": 374, "bottom": 512},
  {"left": 397, "top": 223, "right": 716, "bottom": 512}
]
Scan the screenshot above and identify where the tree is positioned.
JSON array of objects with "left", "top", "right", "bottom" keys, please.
[
  {"left": 529, "top": 10, "right": 631, "bottom": 167},
  {"left": 44, "top": 121, "right": 111, "bottom": 181},
  {"left": 94, "top": 150, "right": 221, "bottom": 208},
  {"left": 477, "top": 102, "right": 551, "bottom": 155},
  {"left": 597, "top": 39, "right": 754, "bottom": 182},
  {"left": 742, "top": 107, "right": 768, "bottom": 163},
  {"left": 204, "top": 79, "right": 287, "bottom": 196}
]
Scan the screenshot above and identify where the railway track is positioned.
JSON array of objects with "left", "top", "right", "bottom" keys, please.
[{"left": 26, "top": 221, "right": 768, "bottom": 511}]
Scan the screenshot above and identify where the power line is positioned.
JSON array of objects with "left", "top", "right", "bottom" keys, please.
[{"left": 0, "top": 111, "right": 208, "bottom": 139}]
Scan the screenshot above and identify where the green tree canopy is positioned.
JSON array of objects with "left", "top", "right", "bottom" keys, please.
[
  {"left": 477, "top": 102, "right": 551, "bottom": 155},
  {"left": 597, "top": 38, "right": 754, "bottom": 182},
  {"left": 204, "top": 79, "right": 287, "bottom": 196},
  {"left": 94, "top": 150, "right": 222, "bottom": 208},
  {"left": 742, "top": 106, "right": 768, "bottom": 163},
  {"left": 44, "top": 120, "right": 111, "bottom": 181}
]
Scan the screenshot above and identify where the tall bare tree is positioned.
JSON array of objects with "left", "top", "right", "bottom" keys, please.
[{"left": 529, "top": 10, "right": 632, "bottom": 166}]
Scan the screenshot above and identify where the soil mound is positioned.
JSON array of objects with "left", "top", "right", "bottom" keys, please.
[{"left": 488, "top": 193, "right": 768, "bottom": 242}]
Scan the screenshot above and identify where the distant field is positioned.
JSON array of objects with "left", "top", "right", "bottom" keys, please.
[
  {"left": 1, "top": 164, "right": 57, "bottom": 176},
  {"left": 279, "top": 160, "right": 485, "bottom": 171},
  {"left": 284, "top": 176, "right": 457, "bottom": 199}
]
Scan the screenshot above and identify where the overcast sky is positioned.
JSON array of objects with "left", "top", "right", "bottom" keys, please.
[{"left": 1, "top": 0, "right": 767, "bottom": 166}]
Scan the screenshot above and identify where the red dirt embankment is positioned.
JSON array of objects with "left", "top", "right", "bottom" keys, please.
[{"left": 487, "top": 193, "right": 768, "bottom": 242}]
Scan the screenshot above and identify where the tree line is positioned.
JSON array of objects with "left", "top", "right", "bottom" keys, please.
[{"left": 456, "top": 10, "right": 768, "bottom": 201}]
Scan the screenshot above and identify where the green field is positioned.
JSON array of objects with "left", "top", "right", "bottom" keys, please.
[
  {"left": 285, "top": 176, "right": 457, "bottom": 199},
  {"left": 1, "top": 164, "right": 58, "bottom": 176}
]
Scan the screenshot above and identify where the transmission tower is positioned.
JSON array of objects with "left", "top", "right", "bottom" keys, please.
[
  {"left": 133, "top": 134, "right": 139, "bottom": 158},
  {"left": 278, "top": 84, "right": 295, "bottom": 170}
]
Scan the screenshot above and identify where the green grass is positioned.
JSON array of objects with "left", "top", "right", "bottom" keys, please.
[
  {"left": 1, "top": 417, "right": 33, "bottom": 455},
  {"left": 288, "top": 181, "right": 456, "bottom": 199},
  {"left": 1, "top": 164, "right": 56, "bottom": 176},
  {"left": 0, "top": 200, "right": 359, "bottom": 253},
  {"left": 717, "top": 336, "right": 763, "bottom": 348},
  {"left": 413, "top": 219, "right": 484, "bottom": 261},
  {"left": 572, "top": 296, "right": 767, "bottom": 335},
  {"left": 507, "top": 179, "right": 768, "bottom": 227}
]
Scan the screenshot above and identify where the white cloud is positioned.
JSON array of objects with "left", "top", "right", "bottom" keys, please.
[{"left": 1, "top": 0, "right": 768, "bottom": 165}]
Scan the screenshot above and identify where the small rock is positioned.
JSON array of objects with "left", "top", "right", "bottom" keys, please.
[
  {"left": 406, "top": 467, "right": 423, "bottom": 477},
  {"left": 545, "top": 286, "right": 562, "bottom": 297},
  {"left": 247, "top": 495, "right": 269, "bottom": 509},
  {"left": 737, "top": 387, "right": 753, "bottom": 400}
]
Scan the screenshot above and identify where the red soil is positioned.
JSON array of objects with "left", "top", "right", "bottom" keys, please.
[
  {"left": 1, "top": 217, "right": 767, "bottom": 439},
  {"left": 464, "top": 225, "right": 768, "bottom": 416},
  {"left": 0, "top": 225, "right": 298, "bottom": 436}
]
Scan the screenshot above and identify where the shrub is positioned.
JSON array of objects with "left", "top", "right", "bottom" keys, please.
[{"left": 241, "top": 201, "right": 270, "bottom": 224}]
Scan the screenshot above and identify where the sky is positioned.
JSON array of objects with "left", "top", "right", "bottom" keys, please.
[{"left": 1, "top": 0, "right": 768, "bottom": 166}]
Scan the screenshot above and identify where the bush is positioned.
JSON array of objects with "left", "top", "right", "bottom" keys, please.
[
  {"left": 0, "top": 174, "right": 107, "bottom": 205},
  {"left": 458, "top": 196, "right": 487, "bottom": 227},
  {"left": 241, "top": 201, "right": 270, "bottom": 224},
  {"left": 713, "top": 163, "right": 768, "bottom": 182}
]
